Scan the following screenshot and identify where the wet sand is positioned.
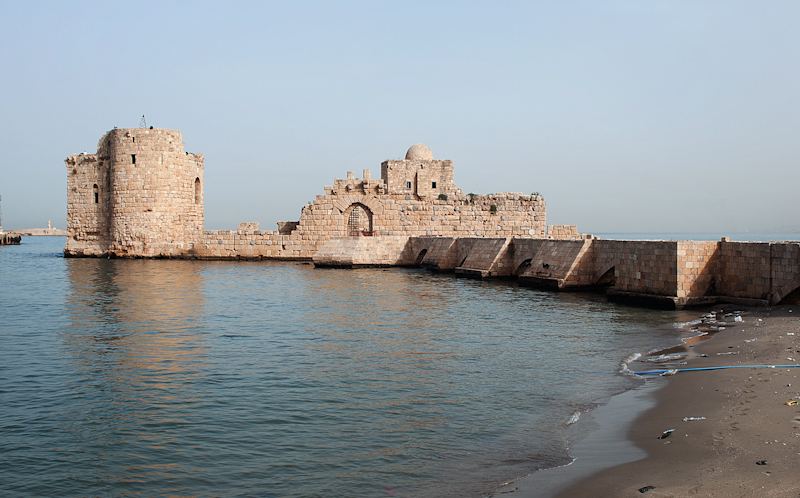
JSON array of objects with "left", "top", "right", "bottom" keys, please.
[{"left": 497, "top": 304, "right": 800, "bottom": 497}]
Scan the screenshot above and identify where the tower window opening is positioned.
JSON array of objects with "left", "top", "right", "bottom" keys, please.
[
  {"left": 131, "top": 154, "right": 136, "bottom": 164},
  {"left": 194, "top": 177, "right": 201, "bottom": 204},
  {"left": 432, "top": 181, "right": 437, "bottom": 189},
  {"left": 93, "top": 184, "right": 99, "bottom": 204},
  {"left": 406, "top": 181, "right": 412, "bottom": 189}
]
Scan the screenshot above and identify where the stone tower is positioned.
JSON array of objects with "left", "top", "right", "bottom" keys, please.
[{"left": 65, "top": 127, "right": 204, "bottom": 257}]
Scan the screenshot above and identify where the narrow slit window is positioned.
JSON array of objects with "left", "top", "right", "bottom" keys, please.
[
  {"left": 432, "top": 181, "right": 437, "bottom": 189},
  {"left": 93, "top": 184, "right": 99, "bottom": 204},
  {"left": 131, "top": 154, "right": 136, "bottom": 164},
  {"left": 194, "top": 177, "right": 201, "bottom": 204},
  {"left": 406, "top": 181, "right": 412, "bottom": 189}
]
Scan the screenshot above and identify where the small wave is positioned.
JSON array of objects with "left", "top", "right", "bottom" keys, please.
[
  {"left": 642, "top": 353, "right": 685, "bottom": 363},
  {"left": 565, "top": 411, "right": 581, "bottom": 426},
  {"left": 674, "top": 317, "right": 703, "bottom": 329},
  {"left": 620, "top": 352, "right": 642, "bottom": 375}
]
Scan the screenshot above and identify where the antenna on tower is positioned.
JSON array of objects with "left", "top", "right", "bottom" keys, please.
[{"left": 140, "top": 115, "right": 147, "bottom": 128}]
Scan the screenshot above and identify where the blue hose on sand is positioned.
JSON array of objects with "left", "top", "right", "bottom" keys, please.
[{"left": 635, "top": 364, "right": 800, "bottom": 376}]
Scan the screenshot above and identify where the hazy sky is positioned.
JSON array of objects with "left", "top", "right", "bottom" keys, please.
[{"left": 1, "top": 1, "right": 798, "bottom": 233}]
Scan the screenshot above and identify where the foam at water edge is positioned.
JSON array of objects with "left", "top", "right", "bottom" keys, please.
[
  {"left": 620, "top": 352, "right": 642, "bottom": 375},
  {"left": 674, "top": 317, "right": 703, "bottom": 329},
  {"left": 566, "top": 411, "right": 582, "bottom": 426}
]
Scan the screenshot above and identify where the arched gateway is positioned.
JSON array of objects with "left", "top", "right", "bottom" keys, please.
[{"left": 345, "top": 203, "right": 373, "bottom": 236}]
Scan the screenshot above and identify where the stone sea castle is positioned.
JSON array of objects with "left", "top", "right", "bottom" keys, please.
[{"left": 65, "top": 127, "right": 800, "bottom": 309}]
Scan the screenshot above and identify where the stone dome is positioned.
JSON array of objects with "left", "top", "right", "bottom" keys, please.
[{"left": 405, "top": 143, "right": 433, "bottom": 161}]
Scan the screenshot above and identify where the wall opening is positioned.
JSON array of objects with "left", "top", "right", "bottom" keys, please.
[
  {"left": 432, "top": 181, "right": 437, "bottom": 189},
  {"left": 406, "top": 181, "right": 412, "bottom": 189},
  {"left": 345, "top": 203, "right": 373, "bottom": 236},
  {"left": 93, "top": 184, "right": 99, "bottom": 204},
  {"left": 514, "top": 258, "right": 532, "bottom": 276},
  {"left": 194, "top": 177, "right": 201, "bottom": 204},
  {"left": 415, "top": 249, "right": 428, "bottom": 265},
  {"left": 595, "top": 267, "right": 616, "bottom": 287},
  {"left": 778, "top": 285, "right": 800, "bottom": 305},
  {"left": 131, "top": 154, "right": 136, "bottom": 164}
]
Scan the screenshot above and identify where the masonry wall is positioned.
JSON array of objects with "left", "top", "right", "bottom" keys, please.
[
  {"left": 676, "top": 241, "right": 719, "bottom": 299},
  {"left": 717, "top": 241, "right": 772, "bottom": 300},
  {"left": 771, "top": 243, "right": 800, "bottom": 303},
  {"left": 65, "top": 152, "right": 110, "bottom": 255},
  {"left": 591, "top": 240, "right": 679, "bottom": 296},
  {"left": 105, "top": 128, "right": 204, "bottom": 256},
  {"left": 65, "top": 127, "right": 204, "bottom": 257}
]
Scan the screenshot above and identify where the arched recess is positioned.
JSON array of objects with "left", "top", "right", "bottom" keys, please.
[
  {"left": 594, "top": 266, "right": 616, "bottom": 287},
  {"left": 415, "top": 249, "right": 428, "bottom": 266},
  {"left": 93, "top": 184, "right": 99, "bottom": 204},
  {"left": 774, "top": 275, "right": 800, "bottom": 305},
  {"left": 194, "top": 177, "right": 201, "bottom": 204},
  {"left": 778, "top": 287, "right": 800, "bottom": 305},
  {"left": 514, "top": 258, "right": 532, "bottom": 276},
  {"left": 344, "top": 203, "right": 373, "bottom": 236}
]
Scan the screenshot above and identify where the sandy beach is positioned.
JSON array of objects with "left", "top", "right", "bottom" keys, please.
[{"left": 497, "top": 303, "right": 800, "bottom": 498}]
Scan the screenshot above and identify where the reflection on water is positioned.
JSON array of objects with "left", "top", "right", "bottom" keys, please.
[
  {"left": 59, "top": 258, "right": 210, "bottom": 495},
  {"left": 1, "top": 238, "right": 696, "bottom": 498}
]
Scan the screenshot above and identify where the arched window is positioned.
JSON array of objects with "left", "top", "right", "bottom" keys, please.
[
  {"left": 93, "top": 184, "right": 99, "bottom": 204},
  {"left": 194, "top": 177, "right": 201, "bottom": 204}
]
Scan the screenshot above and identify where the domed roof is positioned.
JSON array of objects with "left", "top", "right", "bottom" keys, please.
[{"left": 405, "top": 143, "right": 433, "bottom": 161}]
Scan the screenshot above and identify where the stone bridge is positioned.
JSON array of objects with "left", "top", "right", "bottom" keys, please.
[{"left": 313, "top": 236, "right": 800, "bottom": 308}]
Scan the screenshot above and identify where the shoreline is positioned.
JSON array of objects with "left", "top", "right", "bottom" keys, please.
[{"left": 495, "top": 303, "right": 800, "bottom": 497}]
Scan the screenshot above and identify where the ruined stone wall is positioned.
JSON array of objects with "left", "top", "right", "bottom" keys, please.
[
  {"left": 299, "top": 181, "right": 545, "bottom": 241},
  {"left": 65, "top": 152, "right": 111, "bottom": 255},
  {"left": 547, "top": 225, "right": 580, "bottom": 239},
  {"left": 65, "top": 128, "right": 204, "bottom": 257},
  {"left": 381, "top": 159, "right": 457, "bottom": 199},
  {"left": 105, "top": 128, "right": 203, "bottom": 256}
]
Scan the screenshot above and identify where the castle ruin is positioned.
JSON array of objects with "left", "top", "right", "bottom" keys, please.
[
  {"left": 63, "top": 127, "right": 800, "bottom": 308},
  {"left": 65, "top": 128, "right": 203, "bottom": 257},
  {"left": 65, "top": 128, "right": 564, "bottom": 259}
]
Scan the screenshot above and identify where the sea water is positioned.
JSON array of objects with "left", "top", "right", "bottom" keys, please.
[{"left": 0, "top": 237, "right": 698, "bottom": 497}]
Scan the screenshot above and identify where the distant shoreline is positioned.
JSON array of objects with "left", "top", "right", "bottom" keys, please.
[{"left": 5, "top": 229, "right": 68, "bottom": 236}]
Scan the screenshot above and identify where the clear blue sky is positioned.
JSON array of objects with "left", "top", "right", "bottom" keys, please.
[{"left": 1, "top": 1, "right": 798, "bottom": 233}]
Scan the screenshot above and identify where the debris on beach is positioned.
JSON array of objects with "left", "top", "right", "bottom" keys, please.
[
  {"left": 660, "top": 369, "right": 679, "bottom": 376},
  {"left": 756, "top": 460, "right": 767, "bottom": 465},
  {"left": 638, "top": 485, "right": 656, "bottom": 493},
  {"left": 785, "top": 401, "right": 798, "bottom": 406},
  {"left": 734, "top": 316, "right": 743, "bottom": 322},
  {"left": 683, "top": 416, "right": 706, "bottom": 421},
  {"left": 657, "top": 429, "right": 674, "bottom": 439}
]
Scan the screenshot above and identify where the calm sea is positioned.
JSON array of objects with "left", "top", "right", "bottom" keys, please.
[{"left": 1, "top": 237, "right": 701, "bottom": 497}]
